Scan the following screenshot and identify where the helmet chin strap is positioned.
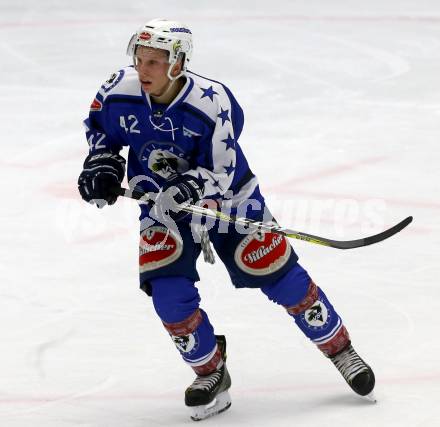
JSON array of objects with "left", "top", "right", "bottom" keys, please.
[
  {"left": 167, "top": 61, "right": 184, "bottom": 81},
  {"left": 157, "top": 78, "right": 176, "bottom": 97},
  {"left": 150, "top": 62, "right": 185, "bottom": 102}
]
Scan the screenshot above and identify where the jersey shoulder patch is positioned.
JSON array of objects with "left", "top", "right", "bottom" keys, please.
[
  {"left": 98, "top": 66, "right": 142, "bottom": 101},
  {"left": 101, "top": 69, "right": 125, "bottom": 93}
]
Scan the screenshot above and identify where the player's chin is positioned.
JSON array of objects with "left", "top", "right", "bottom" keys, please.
[{"left": 140, "top": 80, "right": 153, "bottom": 92}]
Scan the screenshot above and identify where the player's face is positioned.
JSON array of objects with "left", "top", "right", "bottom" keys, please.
[{"left": 135, "top": 47, "right": 171, "bottom": 96}]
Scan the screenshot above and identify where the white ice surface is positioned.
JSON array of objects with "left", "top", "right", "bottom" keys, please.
[{"left": 1, "top": 1, "right": 439, "bottom": 425}]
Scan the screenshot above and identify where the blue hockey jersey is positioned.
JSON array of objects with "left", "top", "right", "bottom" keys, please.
[{"left": 84, "top": 66, "right": 263, "bottom": 218}]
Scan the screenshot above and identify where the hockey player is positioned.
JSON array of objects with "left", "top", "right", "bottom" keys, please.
[{"left": 78, "top": 19, "right": 375, "bottom": 421}]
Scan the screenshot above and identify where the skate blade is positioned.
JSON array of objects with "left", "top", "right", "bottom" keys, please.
[
  {"left": 190, "top": 390, "right": 231, "bottom": 421},
  {"left": 362, "top": 391, "right": 377, "bottom": 403}
]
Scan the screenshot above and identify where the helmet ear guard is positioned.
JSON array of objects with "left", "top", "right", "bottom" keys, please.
[
  {"left": 126, "top": 19, "right": 193, "bottom": 81},
  {"left": 126, "top": 33, "right": 138, "bottom": 56}
]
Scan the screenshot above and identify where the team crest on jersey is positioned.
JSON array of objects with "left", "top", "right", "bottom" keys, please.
[
  {"left": 139, "top": 226, "right": 183, "bottom": 272},
  {"left": 301, "top": 300, "right": 331, "bottom": 330},
  {"left": 90, "top": 98, "right": 102, "bottom": 111},
  {"left": 101, "top": 69, "right": 124, "bottom": 93},
  {"left": 140, "top": 142, "right": 190, "bottom": 179},
  {"left": 148, "top": 150, "right": 189, "bottom": 178},
  {"left": 234, "top": 230, "right": 291, "bottom": 276}
]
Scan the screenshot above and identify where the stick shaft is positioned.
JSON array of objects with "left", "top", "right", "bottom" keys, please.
[{"left": 115, "top": 187, "right": 412, "bottom": 250}]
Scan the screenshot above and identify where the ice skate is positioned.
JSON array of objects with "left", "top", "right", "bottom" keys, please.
[
  {"left": 185, "top": 335, "right": 232, "bottom": 421},
  {"left": 330, "top": 343, "right": 376, "bottom": 401}
]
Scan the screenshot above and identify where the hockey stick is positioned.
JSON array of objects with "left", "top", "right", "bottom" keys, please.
[{"left": 114, "top": 187, "right": 413, "bottom": 250}]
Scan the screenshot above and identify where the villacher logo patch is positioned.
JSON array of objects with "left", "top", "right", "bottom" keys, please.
[
  {"left": 234, "top": 230, "right": 291, "bottom": 276},
  {"left": 139, "top": 226, "right": 183, "bottom": 272}
]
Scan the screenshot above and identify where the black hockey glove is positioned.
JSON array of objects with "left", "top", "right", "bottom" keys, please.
[
  {"left": 78, "top": 151, "right": 126, "bottom": 208},
  {"left": 154, "top": 174, "right": 204, "bottom": 222}
]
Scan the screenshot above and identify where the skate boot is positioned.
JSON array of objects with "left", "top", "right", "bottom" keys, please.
[
  {"left": 330, "top": 343, "right": 376, "bottom": 401},
  {"left": 185, "top": 335, "right": 231, "bottom": 421}
]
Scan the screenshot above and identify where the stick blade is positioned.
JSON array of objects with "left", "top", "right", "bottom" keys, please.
[
  {"left": 358, "top": 216, "right": 413, "bottom": 249},
  {"left": 287, "top": 216, "right": 413, "bottom": 249}
]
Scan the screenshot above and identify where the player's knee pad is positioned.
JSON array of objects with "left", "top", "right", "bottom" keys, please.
[
  {"left": 162, "top": 308, "right": 218, "bottom": 373},
  {"left": 150, "top": 276, "right": 201, "bottom": 324},
  {"left": 285, "top": 282, "right": 350, "bottom": 356},
  {"left": 261, "top": 262, "right": 312, "bottom": 307}
]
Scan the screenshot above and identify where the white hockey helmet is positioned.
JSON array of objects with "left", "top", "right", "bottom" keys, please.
[{"left": 126, "top": 18, "right": 193, "bottom": 80}]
